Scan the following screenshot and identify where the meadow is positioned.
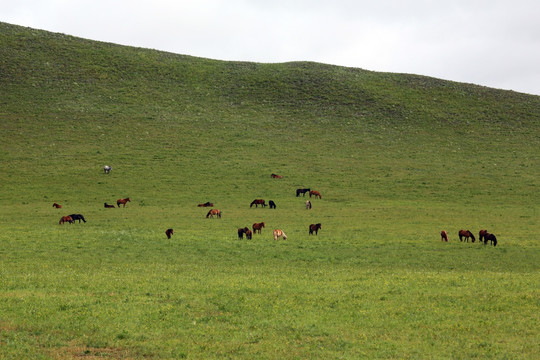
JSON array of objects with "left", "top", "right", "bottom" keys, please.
[{"left": 0, "top": 22, "right": 539, "bottom": 359}]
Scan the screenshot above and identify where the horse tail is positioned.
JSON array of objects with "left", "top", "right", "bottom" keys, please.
[{"left": 206, "top": 210, "right": 211, "bottom": 218}]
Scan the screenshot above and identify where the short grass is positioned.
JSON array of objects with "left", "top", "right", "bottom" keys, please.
[{"left": 0, "top": 22, "right": 539, "bottom": 359}]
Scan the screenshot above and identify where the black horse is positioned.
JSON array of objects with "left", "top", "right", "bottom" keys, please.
[
  {"left": 269, "top": 200, "right": 276, "bottom": 209},
  {"left": 296, "top": 188, "right": 310, "bottom": 197},
  {"left": 69, "top": 214, "right": 86, "bottom": 223},
  {"left": 484, "top": 233, "right": 498, "bottom": 246}
]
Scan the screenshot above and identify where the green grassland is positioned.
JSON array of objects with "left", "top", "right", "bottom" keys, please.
[{"left": 1, "top": 22, "right": 539, "bottom": 359}]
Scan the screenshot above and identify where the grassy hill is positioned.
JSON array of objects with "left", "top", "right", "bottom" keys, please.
[{"left": 1, "top": 22, "right": 539, "bottom": 359}]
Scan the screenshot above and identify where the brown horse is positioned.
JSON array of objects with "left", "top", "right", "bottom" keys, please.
[
  {"left": 483, "top": 232, "right": 498, "bottom": 246},
  {"left": 104, "top": 203, "right": 115, "bottom": 208},
  {"left": 165, "top": 228, "right": 174, "bottom": 239},
  {"left": 458, "top": 230, "right": 476, "bottom": 243},
  {"left": 271, "top": 173, "right": 283, "bottom": 179},
  {"left": 206, "top": 209, "right": 222, "bottom": 218},
  {"left": 117, "top": 198, "right": 131, "bottom": 207},
  {"left": 52, "top": 203, "right": 62, "bottom": 208},
  {"left": 309, "top": 223, "right": 322, "bottom": 235},
  {"left": 197, "top": 202, "right": 214, "bottom": 207},
  {"left": 253, "top": 222, "right": 265, "bottom": 234},
  {"left": 250, "top": 199, "right": 266, "bottom": 208},
  {"left": 238, "top": 227, "right": 250, "bottom": 239},
  {"left": 309, "top": 190, "right": 322, "bottom": 199},
  {"left": 441, "top": 230, "right": 449, "bottom": 242},
  {"left": 479, "top": 229, "right": 488, "bottom": 243},
  {"left": 59, "top": 215, "right": 73, "bottom": 225},
  {"left": 273, "top": 229, "right": 287, "bottom": 241},
  {"left": 245, "top": 229, "right": 253, "bottom": 240}
]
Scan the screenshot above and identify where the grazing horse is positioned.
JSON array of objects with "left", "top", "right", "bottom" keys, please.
[
  {"left": 306, "top": 200, "right": 312, "bottom": 209},
  {"left": 309, "top": 190, "right": 322, "bottom": 199},
  {"left": 165, "top": 228, "right": 174, "bottom": 239},
  {"left": 250, "top": 199, "right": 266, "bottom": 208},
  {"left": 309, "top": 223, "right": 322, "bottom": 235},
  {"left": 104, "top": 202, "right": 115, "bottom": 208},
  {"left": 269, "top": 200, "right": 276, "bottom": 209},
  {"left": 117, "top": 198, "right": 131, "bottom": 207},
  {"left": 479, "top": 229, "right": 488, "bottom": 243},
  {"left": 52, "top": 203, "right": 62, "bottom": 208},
  {"left": 59, "top": 215, "right": 73, "bottom": 225},
  {"left": 206, "top": 209, "right": 222, "bottom": 218},
  {"left": 273, "top": 229, "right": 287, "bottom": 241},
  {"left": 253, "top": 222, "right": 265, "bottom": 234},
  {"left": 197, "top": 202, "right": 214, "bottom": 207},
  {"left": 484, "top": 232, "right": 498, "bottom": 246},
  {"left": 296, "top": 188, "right": 310, "bottom": 197},
  {"left": 104, "top": 165, "right": 112, "bottom": 174},
  {"left": 69, "top": 214, "right": 86, "bottom": 223},
  {"left": 441, "top": 230, "right": 449, "bottom": 242},
  {"left": 271, "top": 173, "right": 283, "bottom": 179},
  {"left": 458, "top": 230, "right": 476, "bottom": 243},
  {"left": 238, "top": 227, "right": 250, "bottom": 239},
  {"left": 245, "top": 229, "right": 253, "bottom": 240}
]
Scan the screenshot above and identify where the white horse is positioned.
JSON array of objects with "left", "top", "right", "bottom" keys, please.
[
  {"left": 104, "top": 165, "right": 112, "bottom": 174},
  {"left": 306, "top": 200, "right": 312, "bottom": 209}
]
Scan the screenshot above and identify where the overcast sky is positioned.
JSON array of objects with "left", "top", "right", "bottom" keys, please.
[{"left": 4, "top": 0, "right": 540, "bottom": 95}]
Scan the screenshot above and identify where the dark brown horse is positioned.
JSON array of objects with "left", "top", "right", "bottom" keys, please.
[
  {"left": 458, "top": 230, "right": 476, "bottom": 243},
  {"left": 309, "top": 190, "right": 322, "bottom": 199},
  {"left": 165, "top": 228, "right": 174, "bottom": 239},
  {"left": 250, "top": 199, "right": 266, "bottom": 208},
  {"left": 296, "top": 188, "right": 310, "bottom": 197},
  {"left": 206, "top": 209, "right": 222, "bottom": 218},
  {"left": 69, "top": 214, "right": 86, "bottom": 223},
  {"left": 59, "top": 215, "right": 73, "bottom": 225},
  {"left": 253, "top": 222, "right": 265, "bottom": 234},
  {"left": 117, "top": 198, "right": 131, "bottom": 207},
  {"left": 52, "top": 203, "right": 62, "bottom": 208},
  {"left": 197, "top": 202, "right": 214, "bottom": 207},
  {"left": 245, "top": 229, "right": 252, "bottom": 240},
  {"left": 441, "top": 230, "right": 449, "bottom": 242},
  {"left": 104, "top": 203, "right": 115, "bottom": 208},
  {"left": 238, "top": 227, "right": 250, "bottom": 239},
  {"left": 479, "top": 229, "right": 488, "bottom": 243},
  {"left": 271, "top": 173, "right": 283, "bottom": 179},
  {"left": 483, "top": 232, "right": 498, "bottom": 246},
  {"left": 309, "top": 223, "right": 322, "bottom": 235}
]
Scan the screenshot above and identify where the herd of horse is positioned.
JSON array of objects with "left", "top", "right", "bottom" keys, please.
[
  {"left": 441, "top": 229, "right": 497, "bottom": 246},
  {"left": 56, "top": 198, "right": 130, "bottom": 225}
]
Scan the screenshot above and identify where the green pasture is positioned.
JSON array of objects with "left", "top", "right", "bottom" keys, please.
[{"left": 0, "top": 22, "right": 539, "bottom": 359}]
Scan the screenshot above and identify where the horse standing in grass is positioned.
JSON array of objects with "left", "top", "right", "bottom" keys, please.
[
  {"left": 250, "top": 199, "right": 266, "bottom": 208},
  {"left": 306, "top": 200, "right": 312, "bottom": 209},
  {"left": 238, "top": 227, "right": 250, "bottom": 239},
  {"left": 309, "top": 190, "right": 322, "bottom": 199},
  {"left": 458, "top": 230, "right": 475, "bottom": 243},
  {"left": 69, "top": 214, "right": 86, "bottom": 223},
  {"left": 269, "top": 200, "right": 276, "bottom": 209},
  {"left": 253, "top": 222, "right": 265, "bottom": 234},
  {"left": 166, "top": 229, "right": 174, "bottom": 239},
  {"left": 441, "top": 230, "right": 449, "bottom": 242},
  {"left": 479, "top": 229, "right": 488, "bottom": 243},
  {"left": 296, "top": 188, "right": 310, "bottom": 197},
  {"left": 309, "top": 223, "right": 321, "bottom": 235},
  {"left": 273, "top": 229, "right": 287, "bottom": 241},
  {"left": 117, "top": 198, "right": 131, "bottom": 207},
  {"left": 104, "top": 165, "right": 112, "bottom": 174},
  {"left": 206, "top": 209, "right": 222, "bottom": 218},
  {"left": 484, "top": 232, "right": 498, "bottom": 246},
  {"left": 59, "top": 216, "right": 73, "bottom": 225},
  {"left": 52, "top": 203, "right": 62, "bottom": 208},
  {"left": 245, "top": 229, "right": 252, "bottom": 240},
  {"left": 104, "top": 203, "right": 115, "bottom": 208}
]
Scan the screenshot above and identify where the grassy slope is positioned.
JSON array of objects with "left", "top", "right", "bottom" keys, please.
[{"left": 0, "top": 22, "right": 539, "bottom": 359}]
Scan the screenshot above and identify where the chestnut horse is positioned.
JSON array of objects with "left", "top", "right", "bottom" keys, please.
[
  {"left": 271, "top": 173, "right": 283, "bottom": 179},
  {"left": 479, "top": 229, "right": 488, "bottom": 243},
  {"left": 309, "top": 190, "right": 322, "bottom": 199},
  {"left": 59, "top": 215, "right": 73, "bottom": 225},
  {"left": 253, "top": 222, "right": 265, "bottom": 234},
  {"left": 250, "top": 199, "right": 266, "bottom": 208},
  {"left": 296, "top": 188, "right": 310, "bottom": 197},
  {"left": 245, "top": 229, "right": 253, "bottom": 240},
  {"left": 206, "top": 209, "right": 222, "bottom": 218},
  {"left": 458, "top": 230, "right": 476, "bottom": 243},
  {"left": 52, "top": 203, "right": 62, "bottom": 208},
  {"left": 483, "top": 232, "right": 498, "bottom": 246},
  {"left": 238, "top": 227, "right": 250, "bottom": 239},
  {"left": 165, "top": 228, "right": 174, "bottom": 239},
  {"left": 197, "top": 202, "right": 214, "bottom": 207},
  {"left": 117, "top": 198, "right": 131, "bottom": 207},
  {"left": 104, "top": 203, "right": 115, "bottom": 208},
  {"left": 309, "top": 223, "right": 321, "bottom": 235},
  {"left": 441, "top": 230, "right": 449, "bottom": 242},
  {"left": 273, "top": 229, "right": 287, "bottom": 241}
]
